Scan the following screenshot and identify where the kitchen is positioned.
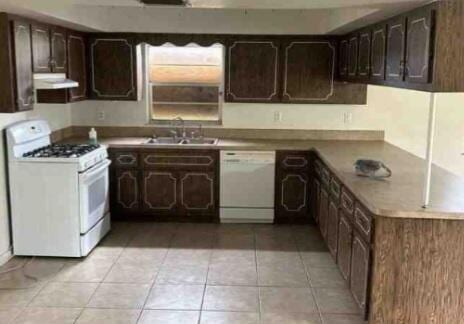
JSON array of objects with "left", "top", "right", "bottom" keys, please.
[{"left": 0, "top": 0, "right": 464, "bottom": 323}]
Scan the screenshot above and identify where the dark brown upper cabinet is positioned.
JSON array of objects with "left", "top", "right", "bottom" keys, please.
[
  {"left": 50, "top": 26, "right": 67, "bottom": 73},
  {"left": 357, "top": 29, "right": 371, "bottom": 81},
  {"left": 370, "top": 24, "right": 387, "bottom": 81},
  {"left": 338, "top": 38, "right": 349, "bottom": 79},
  {"left": 89, "top": 36, "right": 138, "bottom": 100},
  {"left": 226, "top": 39, "right": 280, "bottom": 102},
  {"left": 0, "top": 15, "right": 34, "bottom": 113},
  {"left": 31, "top": 23, "right": 52, "bottom": 73},
  {"left": 405, "top": 6, "right": 434, "bottom": 84},
  {"left": 386, "top": 16, "right": 407, "bottom": 82},
  {"left": 67, "top": 31, "right": 87, "bottom": 102},
  {"left": 282, "top": 40, "right": 337, "bottom": 103},
  {"left": 347, "top": 34, "right": 358, "bottom": 79}
]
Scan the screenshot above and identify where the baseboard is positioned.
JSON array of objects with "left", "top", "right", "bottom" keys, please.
[{"left": 0, "top": 247, "right": 13, "bottom": 266}]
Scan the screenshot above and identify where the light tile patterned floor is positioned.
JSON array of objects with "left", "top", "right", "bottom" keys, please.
[{"left": 0, "top": 223, "right": 366, "bottom": 323}]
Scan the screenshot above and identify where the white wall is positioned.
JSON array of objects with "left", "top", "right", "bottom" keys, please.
[{"left": 0, "top": 104, "right": 71, "bottom": 264}]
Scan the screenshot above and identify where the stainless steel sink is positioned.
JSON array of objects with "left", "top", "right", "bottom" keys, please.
[
  {"left": 144, "top": 137, "right": 183, "bottom": 145},
  {"left": 144, "top": 137, "right": 218, "bottom": 146},
  {"left": 181, "top": 138, "right": 219, "bottom": 145}
]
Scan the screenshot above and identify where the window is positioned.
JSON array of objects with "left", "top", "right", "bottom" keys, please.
[{"left": 149, "top": 44, "right": 224, "bottom": 123}]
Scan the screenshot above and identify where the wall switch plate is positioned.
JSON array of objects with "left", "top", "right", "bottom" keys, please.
[
  {"left": 343, "top": 112, "right": 353, "bottom": 124},
  {"left": 274, "top": 111, "right": 283, "bottom": 122},
  {"left": 97, "top": 111, "right": 105, "bottom": 121}
]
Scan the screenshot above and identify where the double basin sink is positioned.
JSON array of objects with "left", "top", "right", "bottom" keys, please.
[{"left": 144, "top": 137, "right": 218, "bottom": 146}]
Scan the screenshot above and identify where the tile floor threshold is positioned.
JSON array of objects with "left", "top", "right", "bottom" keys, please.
[{"left": 0, "top": 222, "right": 366, "bottom": 323}]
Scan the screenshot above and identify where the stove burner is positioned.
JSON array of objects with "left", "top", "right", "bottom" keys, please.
[{"left": 23, "top": 144, "right": 100, "bottom": 158}]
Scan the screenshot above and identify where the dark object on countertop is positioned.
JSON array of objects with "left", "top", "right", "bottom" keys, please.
[{"left": 354, "top": 159, "right": 392, "bottom": 179}]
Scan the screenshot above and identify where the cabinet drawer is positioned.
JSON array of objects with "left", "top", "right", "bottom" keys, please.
[
  {"left": 278, "top": 151, "right": 310, "bottom": 171},
  {"left": 321, "top": 167, "right": 331, "bottom": 188},
  {"left": 314, "top": 159, "right": 323, "bottom": 178},
  {"left": 112, "top": 152, "right": 139, "bottom": 168},
  {"left": 330, "top": 177, "right": 341, "bottom": 199},
  {"left": 142, "top": 151, "right": 217, "bottom": 170},
  {"left": 354, "top": 204, "right": 372, "bottom": 240},
  {"left": 341, "top": 188, "right": 355, "bottom": 216}
]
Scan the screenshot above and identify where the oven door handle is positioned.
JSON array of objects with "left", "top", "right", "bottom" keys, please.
[{"left": 81, "top": 159, "right": 111, "bottom": 182}]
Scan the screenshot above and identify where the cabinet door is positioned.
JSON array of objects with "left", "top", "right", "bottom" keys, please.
[
  {"left": 338, "top": 38, "right": 349, "bottom": 79},
  {"left": 142, "top": 170, "right": 178, "bottom": 214},
  {"left": 179, "top": 171, "right": 215, "bottom": 215},
  {"left": 337, "top": 211, "right": 353, "bottom": 281},
  {"left": 90, "top": 37, "right": 137, "bottom": 100},
  {"left": 350, "top": 233, "right": 370, "bottom": 315},
  {"left": 370, "top": 25, "right": 387, "bottom": 81},
  {"left": 50, "top": 27, "right": 67, "bottom": 73},
  {"left": 11, "top": 20, "right": 34, "bottom": 111},
  {"left": 113, "top": 170, "right": 140, "bottom": 211},
  {"left": 282, "top": 40, "right": 336, "bottom": 102},
  {"left": 327, "top": 199, "right": 340, "bottom": 259},
  {"left": 31, "top": 23, "right": 51, "bottom": 73},
  {"left": 318, "top": 186, "right": 329, "bottom": 240},
  {"left": 357, "top": 30, "right": 371, "bottom": 80},
  {"left": 386, "top": 16, "right": 407, "bottom": 82},
  {"left": 226, "top": 40, "right": 280, "bottom": 102},
  {"left": 67, "top": 31, "right": 87, "bottom": 102},
  {"left": 347, "top": 35, "right": 358, "bottom": 79},
  {"left": 310, "top": 178, "right": 320, "bottom": 223},
  {"left": 276, "top": 172, "right": 309, "bottom": 223},
  {"left": 405, "top": 7, "right": 433, "bottom": 84}
]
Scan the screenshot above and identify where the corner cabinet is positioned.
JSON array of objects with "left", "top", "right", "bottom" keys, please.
[
  {"left": 89, "top": 36, "right": 138, "bottom": 100},
  {"left": 226, "top": 39, "right": 280, "bottom": 102},
  {"left": 275, "top": 151, "right": 311, "bottom": 224},
  {"left": 109, "top": 148, "right": 219, "bottom": 222}
]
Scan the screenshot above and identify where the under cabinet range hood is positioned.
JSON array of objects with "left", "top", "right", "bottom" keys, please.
[{"left": 33, "top": 73, "right": 78, "bottom": 90}]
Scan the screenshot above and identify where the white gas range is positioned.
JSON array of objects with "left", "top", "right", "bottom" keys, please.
[{"left": 6, "top": 120, "right": 111, "bottom": 257}]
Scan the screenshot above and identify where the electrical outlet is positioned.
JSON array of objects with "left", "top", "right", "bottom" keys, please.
[
  {"left": 274, "top": 111, "right": 283, "bottom": 122},
  {"left": 343, "top": 112, "right": 353, "bottom": 124},
  {"left": 97, "top": 111, "right": 105, "bottom": 121}
]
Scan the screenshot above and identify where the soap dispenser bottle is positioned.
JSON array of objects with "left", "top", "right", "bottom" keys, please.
[{"left": 89, "top": 128, "right": 98, "bottom": 144}]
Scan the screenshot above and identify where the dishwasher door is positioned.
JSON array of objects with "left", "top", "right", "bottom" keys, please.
[{"left": 220, "top": 151, "right": 275, "bottom": 223}]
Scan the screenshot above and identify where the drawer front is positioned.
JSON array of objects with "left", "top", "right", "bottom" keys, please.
[
  {"left": 354, "top": 204, "right": 372, "bottom": 240},
  {"left": 278, "top": 151, "right": 310, "bottom": 171},
  {"left": 330, "top": 177, "right": 341, "bottom": 199},
  {"left": 341, "top": 188, "right": 355, "bottom": 216},
  {"left": 314, "top": 159, "right": 323, "bottom": 178},
  {"left": 142, "top": 151, "right": 217, "bottom": 170},
  {"left": 112, "top": 152, "right": 139, "bottom": 168},
  {"left": 321, "top": 167, "right": 331, "bottom": 188}
]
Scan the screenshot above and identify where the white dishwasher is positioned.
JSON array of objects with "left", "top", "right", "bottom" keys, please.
[{"left": 220, "top": 151, "right": 276, "bottom": 223}]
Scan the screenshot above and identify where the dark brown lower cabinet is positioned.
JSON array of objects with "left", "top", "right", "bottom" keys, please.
[
  {"left": 110, "top": 148, "right": 218, "bottom": 222},
  {"left": 350, "top": 231, "right": 371, "bottom": 316},
  {"left": 327, "top": 199, "right": 340, "bottom": 259},
  {"left": 318, "top": 187, "right": 329, "bottom": 240},
  {"left": 337, "top": 211, "right": 353, "bottom": 281},
  {"left": 310, "top": 177, "right": 320, "bottom": 223},
  {"left": 112, "top": 169, "right": 140, "bottom": 213},
  {"left": 142, "top": 170, "right": 178, "bottom": 214},
  {"left": 179, "top": 171, "right": 215, "bottom": 215}
]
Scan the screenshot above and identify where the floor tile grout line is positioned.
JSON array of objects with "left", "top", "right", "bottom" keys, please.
[
  {"left": 136, "top": 229, "right": 177, "bottom": 324},
  {"left": 198, "top": 231, "right": 217, "bottom": 324},
  {"left": 73, "top": 227, "right": 134, "bottom": 323},
  {"left": 297, "top": 227, "right": 325, "bottom": 324}
]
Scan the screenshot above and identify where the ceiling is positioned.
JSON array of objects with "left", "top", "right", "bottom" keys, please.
[{"left": 0, "top": 0, "right": 433, "bottom": 34}]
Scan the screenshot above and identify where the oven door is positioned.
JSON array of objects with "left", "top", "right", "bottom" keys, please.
[{"left": 79, "top": 159, "right": 111, "bottom": 234}]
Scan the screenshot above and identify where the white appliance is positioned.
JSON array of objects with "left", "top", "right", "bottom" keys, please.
[
  {"left": 220, "top": 151, "right": 276, "bottom": 223},
  {"left": 33, "top": 73, "right": 78, "bottom": 89},
  {"left": 6, "top": 120, "right": 111, "bottom": 257}
]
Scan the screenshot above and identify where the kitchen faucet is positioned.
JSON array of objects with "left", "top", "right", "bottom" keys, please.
[{"left": 172, "top": 117, "right": 186, "bottom": 139}]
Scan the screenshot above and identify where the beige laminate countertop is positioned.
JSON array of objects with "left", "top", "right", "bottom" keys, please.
[{"left": 64, "top": 137, "right": 464, "bottom": 221}]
